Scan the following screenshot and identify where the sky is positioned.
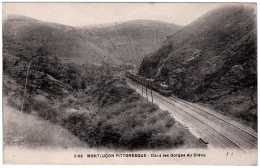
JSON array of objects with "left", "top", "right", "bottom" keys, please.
[{"left": 3, "top": 3, "right": 227, "bottom": 26}]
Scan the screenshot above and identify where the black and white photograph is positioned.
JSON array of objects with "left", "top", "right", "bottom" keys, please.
[{"left": 2, "top": 2, "right": 258, "bottom": 165}]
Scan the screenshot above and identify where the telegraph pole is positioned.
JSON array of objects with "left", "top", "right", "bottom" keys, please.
[
  {"left": 21, "top": 52, "right": 39, "bottom": 112},
  {"left": 20, "top": 61, "right": 31, "bottom": 112},
  {"left": 145, "top": 79, "right": 148, "bottom": 102},
  {"left": 91, "top": 66, "right": 94, "bottom": 85},
  {"left": 150, "top": 79, "right": 153, "bottom": 102},
  {"left": 101, "top": 60, "right": 104, "bottom": 83},
  {"left": 142, "top": 78, "right": 144, "bottom": 95}
]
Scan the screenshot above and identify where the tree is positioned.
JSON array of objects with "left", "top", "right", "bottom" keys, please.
[{"left": 81, "top": 79, "right": 87, "bottom": 91}]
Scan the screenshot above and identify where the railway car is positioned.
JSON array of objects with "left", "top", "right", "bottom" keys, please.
[
  {"left": 126, "top": 71, "right": 172, "bottom": 96},
  {"left": 150, "top": 80, "right": 172, "bottom": 96}
]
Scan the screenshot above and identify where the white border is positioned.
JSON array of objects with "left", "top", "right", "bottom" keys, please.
[{"left": 0, "top": 1, "right": 258, "bottom": 168}]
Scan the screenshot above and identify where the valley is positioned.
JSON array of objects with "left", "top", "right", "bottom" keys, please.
[{"left": 2, "top": 4, "right": 257, "bottom": 153}]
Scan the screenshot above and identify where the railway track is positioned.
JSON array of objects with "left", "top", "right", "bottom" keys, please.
[
  {"left": 168, "top": 96, "right": 258, "bottom": 147},
  {"left": 127, "top": 79, "right": 258, "bottom": 153}
]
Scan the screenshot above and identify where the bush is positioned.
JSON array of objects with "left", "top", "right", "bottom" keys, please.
[
  {"left": 92, "top": 77, "right": 140, "bottom": 107},
  {"left": 62, "top": 112, "right": 88, "bottom": 137},
  {"left": 3, "top": 83, "right": 11, "bottom": 96},
  {"left": 236, "top": 108, "right": 257, "bottom": 131},
  {"left": 7, "top": 94, "right": 33, "bottom": 113},
  {"left": 7, "top": 97, "right": 21, "bottom": 110},
  {"left": 31, "top": 100, "right": 60, "bottom": 122},
  {"left": 148, "top": 133, "right": 176, "bottom": 148}
]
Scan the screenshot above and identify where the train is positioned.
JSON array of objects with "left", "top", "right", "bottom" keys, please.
[{"left": 125, "top": 71, "right": 172, "bottom": 96}]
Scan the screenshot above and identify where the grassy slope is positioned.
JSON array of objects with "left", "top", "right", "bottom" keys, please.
[
  {"left": 3, "top": 100, "right": 86, "bottom": 148},
  {"left": 3, "top": 15, "right": 180, "bottom": 66},
  {"left": 82, "top": 20, "right": 180, "bottom": 65}
]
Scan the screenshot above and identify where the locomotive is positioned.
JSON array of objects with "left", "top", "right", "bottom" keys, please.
[{"left": 125, "top": 71, "right": 172, "bottom": 96}]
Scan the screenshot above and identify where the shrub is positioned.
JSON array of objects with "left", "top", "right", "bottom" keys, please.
[
  {"left": 31, "top": 100, "right": 60, "bottom": 122},
  {"left": 7, "top": 94, "right": 33, "bottom": 113},
  {"left": 7, "top": 97, "right": 21, "bottom": 110},
  {"left": 148, "top": 133, "right": 175, "bottom": 148},
  {"left": 3, "top": 83, "right": 11, "bottom": 96},
  {"left": 62, "top": 112, "right": 88, "bottom": 137},
  {"left": 236, "top": 108, "right": 257, "bottom": 131}
]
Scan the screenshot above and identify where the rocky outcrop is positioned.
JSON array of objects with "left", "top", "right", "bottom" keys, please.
[{"left": 138, "top": 5, "right": 257, "bottom": 130}]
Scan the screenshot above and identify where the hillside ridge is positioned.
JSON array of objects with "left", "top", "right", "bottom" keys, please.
[
  {"left": 3, "top": 14, "right": 181, "bottom": 66},
  {"left": 138, "top": 5, "right": 257, "bottom": 130}
]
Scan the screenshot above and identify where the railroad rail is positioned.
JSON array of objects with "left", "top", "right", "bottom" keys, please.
[
  {"left": 127, "top": 79, "right": 258, "bottom": 153},
  {"left": 168, "top": 96, "right": 258, "bottom": 147}
]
